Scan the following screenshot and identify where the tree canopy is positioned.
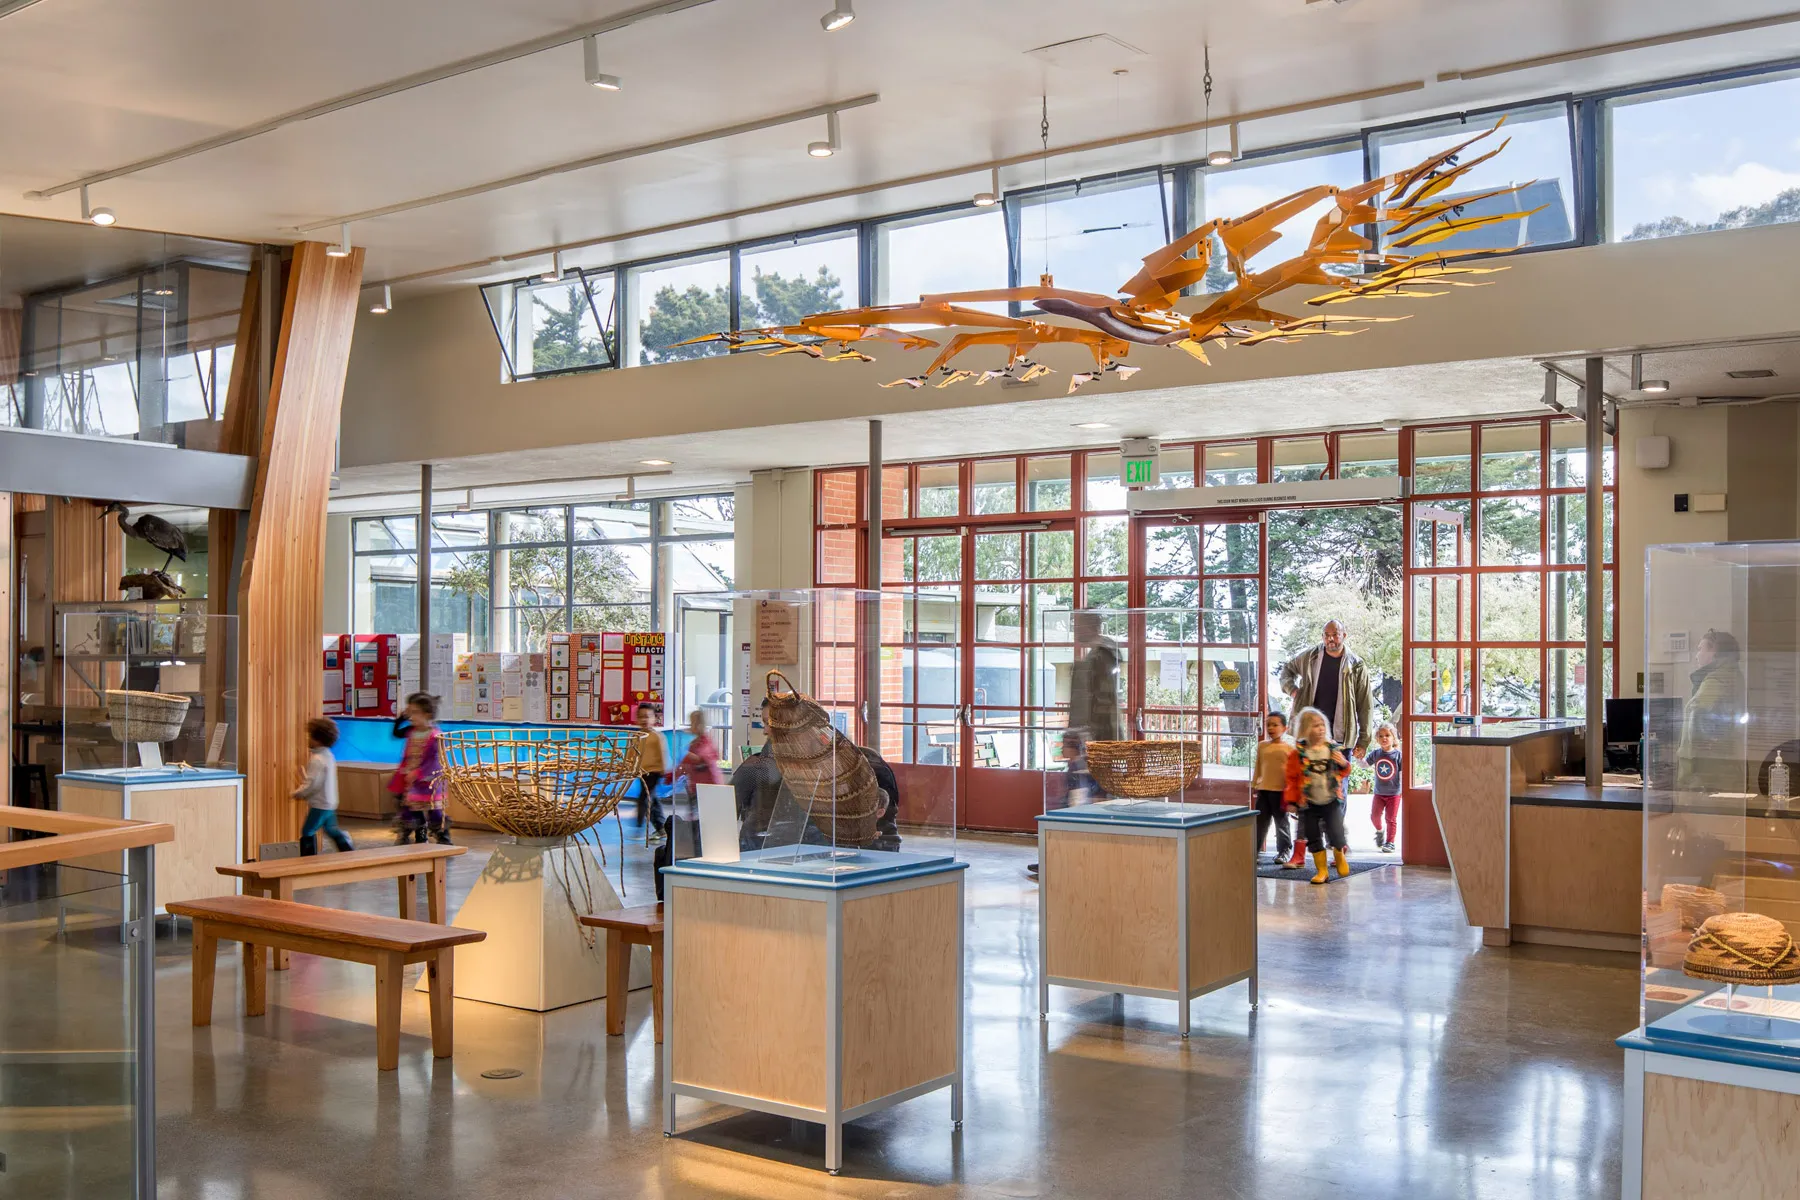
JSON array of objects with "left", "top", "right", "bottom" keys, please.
[
  {"left": 638, "top": 266, "right": 846, "bottom": 365},
  {"left": 1624, "top": 187, "right": 1800, "bottom": 242}
]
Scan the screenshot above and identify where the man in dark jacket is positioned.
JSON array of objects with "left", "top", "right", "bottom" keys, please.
[{"left": 732, "top": 702, "right": 901, "bottom": 852}]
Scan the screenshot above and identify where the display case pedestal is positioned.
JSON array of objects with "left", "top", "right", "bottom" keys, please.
[
  {"left": 662, "top": 850, "right": 967, "bottom": 1175},
  {"left": 431, "top": 837, "right": 647, "bottom": 1011},
  {"left": 1037, "top": 801, "right": 1257, "bottom": 1038},
  {"left": 1620, "top": 1032, "right": 1800, "bottom": 1200},
  {"left": 56, "top": 767, "right": 242, "bottom": 934}
]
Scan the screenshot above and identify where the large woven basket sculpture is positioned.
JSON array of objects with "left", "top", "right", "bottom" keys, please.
[
  {"left": 1085, "top": 740, "right": 1205, "bottom": 799},
  {"left": 105, "top": 689, "right": 190, "bottom": 744},
  {"left": 763, "top": 671, "right": 881, "bottom": 846},
  {"left": 441, "top": 728, "right": 638, "bottom": 839}
]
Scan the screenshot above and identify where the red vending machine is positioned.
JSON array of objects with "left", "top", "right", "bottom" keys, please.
[{"left": 323, "top": 636, "right": 345, "bottom": 716}]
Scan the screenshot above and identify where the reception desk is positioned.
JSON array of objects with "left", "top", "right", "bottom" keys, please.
[{"left": 1433, "top": 720, "right": 1643, "bottom": 952}]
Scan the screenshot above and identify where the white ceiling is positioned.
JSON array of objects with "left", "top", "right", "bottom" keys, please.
[{"left": 4, "top": 0, "right": 1799, "bottom": 294}]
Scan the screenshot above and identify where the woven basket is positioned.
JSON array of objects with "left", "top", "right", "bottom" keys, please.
[
  {"left": 1683, "top": 912, "right": 1800, "bottom": 985},
  {"left": 1662, "top": 883, "right": 1728, "bottom": 930},
  {"left": 104, "top": 689, "right": 190, "bottom": 744},
  {"left": 441, "top": 728, "right": 636, "bottom": 839},
  {"left": 1085, "top": 740, "right": 1205, "bottom": 799},
  {"left": 763, "top": 671, "right": 881, "bottom": 846}
]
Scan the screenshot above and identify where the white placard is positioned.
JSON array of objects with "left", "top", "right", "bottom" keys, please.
[
  {"left": 1159, "top": 651, "right": 1185, "bottom": 691},
  {"left": 206, "top": 722, "right": 229, "bottom": 766},
  {"left": 137, "top": 742, "right": 163, "bottom": 769},
  {"left": 694, "top": 783, "right": 739, "bottom": 863}
]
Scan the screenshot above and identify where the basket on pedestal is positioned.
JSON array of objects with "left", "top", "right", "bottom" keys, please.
[
  {"left": 104, "top": 690, "right": 191, "bottom": 745},
  {"left": 1085, "top": 739, "right": 1205, "bottom": 799},
  {"left": 441, "top": 728, "right": 637, "bottom": 839},
  {"left": 763, "top": 670, "right": 881, "bottom": 846}
]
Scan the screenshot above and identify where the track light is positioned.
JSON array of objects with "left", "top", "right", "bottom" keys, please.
[
  {"left": 1630, "top": 352, "right": 1668, "bottom": 393},
  {"left": 1207, "top": 124, "right": 1239, "bottom": 167},
  {"left": 370, "top": 285, "right": 392, "bottom": 315},
  {"left": 820, "top": 0, "right": 854, "bottom": 32},
  {"left": 327, "top": 223, "right": 352, "bottom": 258},
  {"left": 1641, "top": 378, "right": 1670, "bottom": 394},
  {"left": 80, "top": 184, "right": 115, "bottom": 226},
  {"left": 808, "top": 110, "right": 840, "bottom": 157},
  {"left": 583, "top": 35, "right": 622, "bottom": 90},
  {"left": 973, "top": 167, "right": 999, "bottom": 207}
]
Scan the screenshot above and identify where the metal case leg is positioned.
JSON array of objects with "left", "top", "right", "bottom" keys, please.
[{"left": 129, "top": 844, "right": 156, "bottom": 1200}]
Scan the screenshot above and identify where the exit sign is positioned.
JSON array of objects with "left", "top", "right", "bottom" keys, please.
[{"left": 1120, "top": 437, "right": 1160, "bottom": 488}]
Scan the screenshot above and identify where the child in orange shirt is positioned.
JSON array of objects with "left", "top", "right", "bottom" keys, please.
[{"left": 1252, "top": 712, "right": 1296, "bottom": 863}]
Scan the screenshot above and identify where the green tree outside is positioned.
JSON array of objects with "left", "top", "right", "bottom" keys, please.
[{"left": 638, "top": 267, "right": 846, "bottom": 365}]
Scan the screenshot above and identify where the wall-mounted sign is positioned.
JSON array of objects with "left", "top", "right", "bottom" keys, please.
[
  {"left": 1217, "top": 667, "right": 1241, "bottom": 694},
  {"left": 755, "top": 600, "right": 799, "bottom": 665},
  {"left": 1120, "top": 437, "right": 1160, "bottom": 488}
]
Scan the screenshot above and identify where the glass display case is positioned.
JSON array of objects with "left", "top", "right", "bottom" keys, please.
[
  {"left": 58, "top": 605, "right": 238, "bottom": 775},
  {"left": 1640, "top": 542, "right": 1800, "bottom": 1056},
  {"left": 1037, "top": 606, "right": 1256, "bottom": 816},
  {"left": 680, "top": 588, "right": 959, "bottom": 877}
]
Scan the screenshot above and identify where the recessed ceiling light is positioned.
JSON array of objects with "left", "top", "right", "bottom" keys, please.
[
  {"left": 820, "top": 0, "right": 854, "bottom": 32},
  {"left": 1727, "top": 368, "right": 1776, "bottom": 380},
  {"left": 1640, "top": 379, "right": 1670, "bottom": 394},
  {"left": 1073, "top": 421, "right": 1112, "bottom": 430},
  {"left": 639, "top": 458, "right": 672, "bottom": 466}
]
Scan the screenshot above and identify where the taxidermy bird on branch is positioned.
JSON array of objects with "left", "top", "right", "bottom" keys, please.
[{"left": 99, "top": 501, "right": 187, "bottom": 574}]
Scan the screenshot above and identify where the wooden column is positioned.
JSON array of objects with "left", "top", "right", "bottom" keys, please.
[{"left": 237, "top": 243, "right": 364, "bottom": 856}]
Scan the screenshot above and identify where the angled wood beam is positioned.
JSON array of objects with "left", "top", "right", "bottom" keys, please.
[{"left": 238, "top": 242, "right": 363, "bottom": 857}]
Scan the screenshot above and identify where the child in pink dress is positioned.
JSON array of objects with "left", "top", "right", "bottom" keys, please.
[{"left": 672, "top": 709, "right": 726, "bottom": 800}]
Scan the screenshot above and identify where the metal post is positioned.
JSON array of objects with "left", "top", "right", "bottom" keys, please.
[
  {"left": 1584, "top": 357, "right": 1605, "bottom": 787},
  {"left": 419, "top": 463, "right": 432, "bottom": 695},
  {"left": 128, "top": 843, "right": 156, "bottom": 1199},
  {"left": 863, "top": 420, "right": 882, "bottom": 753}
]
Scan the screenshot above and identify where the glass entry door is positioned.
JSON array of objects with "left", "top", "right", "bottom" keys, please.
[
  {"left": 1406, "top": 502, "right": 1473, "bottom": 787},
  {"left": 1141, "top": 516, "right": 1264, "bottom": 798}
]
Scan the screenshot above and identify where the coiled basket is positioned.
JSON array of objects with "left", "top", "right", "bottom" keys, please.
[
  {"left": 104, "top": 689, "right": 190, "bottom": 745},
  {"left": 1084, "top": 739, "right": 1205, "bottom": 799},
  {"left": 763, "top": 670, "right": 881, "bottom": 846}
]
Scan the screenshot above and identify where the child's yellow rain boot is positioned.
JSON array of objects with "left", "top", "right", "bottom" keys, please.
[
  {"left": 1310, "top": 851, "right": 1329, "bottom": 885},
  {"left": 1334, "top": 847, "right": 1350, "bottom": 878}
]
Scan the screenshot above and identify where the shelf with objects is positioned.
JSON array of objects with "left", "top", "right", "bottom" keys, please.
[
  {"left": 662, "top": 588, "right": 964, "bottom": 1176},
  {"left": 1034, "top": 607, "right": 1257, "bottom": 1039},
  {"left": 1620, "top": 542, "right": 1800, "bottom": 1200},
  {"left": 54, "top": 607, "right": 242, "bottom": 931}
]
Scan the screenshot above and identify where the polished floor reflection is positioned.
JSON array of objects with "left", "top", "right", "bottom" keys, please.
[{"left": 143, "top": 820, "right": 1633, "bottom": 1199}]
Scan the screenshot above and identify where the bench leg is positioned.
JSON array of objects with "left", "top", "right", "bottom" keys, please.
[
  {"left": 272, "top": 882, "right": 293, "bottom": 971},
  {"left": 376, "top": 950, "right": 403, "bottom": 1071},
  {"left": 192, "top": 925, "right": 218, "bottom": 1026},
  {"left": 650, "top": 935, "right": 664, "bottom": 1045},
  {"left": 244, "top": 941, "right": 266, "bottom": 1018},
  {"left": 428, "top": 861, "right": 447, "bottom": 925},
  {"left": 427, "top": 950, "right": 454, "bottom": 1059},
  {"left": 397, "top": 873, "right": 416, "bottom": 922},
  {"left": 605, "top": 931, "right": 627, "bottom": 1037}
]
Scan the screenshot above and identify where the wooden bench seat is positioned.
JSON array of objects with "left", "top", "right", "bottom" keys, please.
[
  {"left": 168, "top": 894, "right": 487, "bottom": 1071},
  {"left": 578, "top": 904, "right": 664, "bottom": 1044},
  {"left": 218, "top": 844, "right": 465, "bottom": 970}
]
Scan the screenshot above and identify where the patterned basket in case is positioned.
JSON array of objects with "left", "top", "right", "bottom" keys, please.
[
  {"left": 104, "top": 689, "right": 190, "bottom": 744},
  {"left": 1084, "top": 740, "right": 1205, "bottom": 799},
  {"left": 1683, "top": 912, "right": 1800, "bottom": 985},
  {"left": 763, "top": 670, "right": 881, "bottom": 846},
  {"left": 441, "top": 728, "right": 636, "bottom": 839}
]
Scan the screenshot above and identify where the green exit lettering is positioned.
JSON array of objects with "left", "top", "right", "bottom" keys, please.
[{"left": 1123, "top": 457, "right": 1157, "bottom": 485}]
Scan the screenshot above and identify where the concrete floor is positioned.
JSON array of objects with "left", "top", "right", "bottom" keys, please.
[{"left": 114, "top": 815, "right": 1636, "bottom": 1199}]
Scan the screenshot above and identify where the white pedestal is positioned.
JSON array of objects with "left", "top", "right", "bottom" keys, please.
[{"left": 427, "top": 837, "right": 649, "bottom": 1011}]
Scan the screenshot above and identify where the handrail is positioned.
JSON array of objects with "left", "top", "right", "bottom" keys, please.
[{"left": 0, "top": 805, "right": 174, "bottom": 872}]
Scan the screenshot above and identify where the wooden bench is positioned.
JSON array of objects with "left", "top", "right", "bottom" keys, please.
[
  {"left": 168, "top": 895, "right": 486, "bottom": 1071},
  {"left": 578, "top": 904, "right": 664, "bottom": 1044},
  {"left": 218, "top": 844, "right": 465, "bottom": 970}
]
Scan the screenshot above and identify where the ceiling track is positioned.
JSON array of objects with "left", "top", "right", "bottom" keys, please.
[
  {"left": 365, "top": 77, "right": 1428, "bottom": 288},
  {"left": 23, "top": 0, "right": 723, "bottom": 201},
  {"left": 0, "top": 0, "right": 46, "bottom": 18},
  {"left": 293, "top": 95, "right": 881, "bottom": 234},
  {"left": 1437, "top": 10, "right": 1800, "bottom": 81}
]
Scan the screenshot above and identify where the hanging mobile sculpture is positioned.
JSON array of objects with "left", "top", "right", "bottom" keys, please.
[{"left": 675, "top": 121, "right": 1541, "bottom": 394}]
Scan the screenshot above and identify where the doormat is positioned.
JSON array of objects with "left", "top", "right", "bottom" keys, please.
[{"left": 1255, "top": 856, "right": 1396, "bottom": 882}]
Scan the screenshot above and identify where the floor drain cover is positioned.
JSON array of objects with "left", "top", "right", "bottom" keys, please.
[{"left": 480, "top": 1068, "right": 524, "bottom": 1080}]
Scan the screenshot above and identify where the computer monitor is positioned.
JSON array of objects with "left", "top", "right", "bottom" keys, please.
[{"left": 1605, "top": 697, "right": 1643, "bottom": 745}]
